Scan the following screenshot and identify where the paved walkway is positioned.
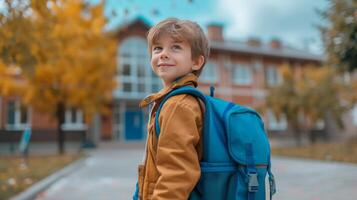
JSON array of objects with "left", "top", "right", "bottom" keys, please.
[{"left": 33, "top": 142, "right": 357, "bottom": 200}]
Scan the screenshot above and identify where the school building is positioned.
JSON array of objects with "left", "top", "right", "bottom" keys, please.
[{"left": 0, "top": 17, "right": 356, "bottom": 144}]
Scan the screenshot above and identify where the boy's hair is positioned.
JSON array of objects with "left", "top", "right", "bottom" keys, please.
[{"left": 147, "top": 18, "right": 210, "bottom": 77}]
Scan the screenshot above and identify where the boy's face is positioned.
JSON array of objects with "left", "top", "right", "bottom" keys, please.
[{"left": 150, "top": 34, "right": 203, "bottom": 88}]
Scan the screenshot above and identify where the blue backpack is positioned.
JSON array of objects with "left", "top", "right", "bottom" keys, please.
[{"left": 154, "top": 86, "right": 276, "bottom": 200}]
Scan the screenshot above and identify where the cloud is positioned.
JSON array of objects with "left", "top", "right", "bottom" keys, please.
[{"left": 216, "top": 0, "right": 328, "bottom": 53}]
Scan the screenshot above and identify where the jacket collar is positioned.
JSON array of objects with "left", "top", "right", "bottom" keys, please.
[{"left": 139, "top": 73, "right": 198, "bottom": 108}]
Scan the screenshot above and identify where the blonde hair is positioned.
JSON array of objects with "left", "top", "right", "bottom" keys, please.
[{"left": 147, "top": 18, "right": 210, "bottom": 76}]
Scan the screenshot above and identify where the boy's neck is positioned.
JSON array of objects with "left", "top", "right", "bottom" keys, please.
[
  {"left": 161, "top": 73, "right": 198, "bottom": 92},
  {"left": 162, "top": 73, "right": 192, "bottom": 90}
]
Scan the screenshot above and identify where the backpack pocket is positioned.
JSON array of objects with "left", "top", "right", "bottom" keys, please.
[
  {"left": 189, "top": 162, "right": 240, "bottom": 200},
  {"left": 225, "top": 109, "right": 271, "bottom": 200},
  {"left": 226, "top": 110, "right": 270, "bottom": 166},
  {"left": 190, "top": 162, "right": 268, "bottom": 200}
]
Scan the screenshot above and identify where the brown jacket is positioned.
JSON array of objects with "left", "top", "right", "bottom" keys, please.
[{"left": 137, "top": 73, "right": 203, "bottom": 200}]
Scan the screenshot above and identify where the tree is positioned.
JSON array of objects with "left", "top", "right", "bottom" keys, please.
[
  {"left": 319, "top": 0, "right": 357, "bottom": 72},
  {"left": 298, "top": 66, "right": 353, "bottom": 142},
  {"left": 265, "top": 64, "right": 356, "bottom": 145},
  {"left": 265, "top": 64, "right": 304, "bottom": 145},
  {"left": 0, "top": 0, "right": 117, "bottom": 154}
]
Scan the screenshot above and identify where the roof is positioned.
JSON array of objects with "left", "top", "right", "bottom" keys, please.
[
  {"left": 110, "top": 16, "right": 152, "bottom": 34},
  {"left": 210, "top": 40, "right": 324, "bottom": 62},
  {"left": 111, "top": 16, "right": 324, "bottom": 62}
]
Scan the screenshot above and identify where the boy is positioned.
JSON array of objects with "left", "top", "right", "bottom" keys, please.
[{"left": 133, "top": 18, "right": 210, "bottom": 200}]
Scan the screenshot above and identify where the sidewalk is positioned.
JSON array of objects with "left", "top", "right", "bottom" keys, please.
[
  {"left": 35, "top": 142, "right": 145, "bottom": 200},
  {"left": 17, "top": 141, "right": 357, "bottom": 200}
]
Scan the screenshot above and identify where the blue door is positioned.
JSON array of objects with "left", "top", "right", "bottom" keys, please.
[{"left": 125, "top": 110, "right": 144, "bottom": 140}]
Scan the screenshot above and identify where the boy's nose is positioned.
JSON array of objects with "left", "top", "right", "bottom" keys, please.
[{"left": 160, "top": 50, "right": 169, "bottom": 59}]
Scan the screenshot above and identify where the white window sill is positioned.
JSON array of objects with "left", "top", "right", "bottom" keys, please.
[
  {"left": 268, "top": 126, "right": 287, "bottom": 131},
  {"left": 61, "top": 124, "right": 87, "bottom": 131},
  {"left": 5, "top": 124, "right": 30, "bottom": 131}
]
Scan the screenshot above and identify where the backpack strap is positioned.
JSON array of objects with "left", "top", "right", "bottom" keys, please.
[
  {"left": 245, "top": 143, "right": 258, "bottom": 200},
  {"left": 268, "top": 155, "right": 276, "bottom": 200},
  {"left": 154, "top": 86, "right": 209, "bottom": 138}
]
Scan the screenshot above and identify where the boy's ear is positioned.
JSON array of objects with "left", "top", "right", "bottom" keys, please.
[{"left": 192, "top": 55, "right": 205, "bottom": 71}]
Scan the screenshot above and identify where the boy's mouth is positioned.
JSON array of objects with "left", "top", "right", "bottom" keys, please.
[{"left": 158, "top": 63, "right": 175, "bottom": 67}]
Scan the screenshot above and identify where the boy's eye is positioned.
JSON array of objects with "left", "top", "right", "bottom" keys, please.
[
  {"left": 153, "top": 46, "right": 162, "bottom": 52},
  {"left": 172, "top": 45, "right": 182, "bottom": 50}
]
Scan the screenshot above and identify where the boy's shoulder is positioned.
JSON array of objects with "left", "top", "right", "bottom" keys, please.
[{"left": 160, "top": 93, "right": 202, "bottom": 112}]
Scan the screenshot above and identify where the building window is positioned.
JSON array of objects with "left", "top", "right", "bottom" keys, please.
[
  {"left": 353, "top": 104, "right": 357, "bottom": 126},
  {"left": 266, "top": 65, "right": 282, "bottom": 86},
  {"left": 267, "top": 110, "right": 287, "bottom": 131},
  {"left": 116, "top": 36, "right": 161, "bottom": 97},
  {"left": 233, "top": 63, "right": 252, "bottom": 85},
  {"left": 201, "top": 60, "right": 218, "bottom": 83},
  {"left": 314, "top": 119, "right": 325, "bottom": 130},
  {"left": 62, "top": 108, "right": 86, "bottom": 130},
  {"left": 6, "top": 100, "right": 30, "bottom": 130}
]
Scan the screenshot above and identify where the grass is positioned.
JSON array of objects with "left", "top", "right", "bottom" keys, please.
[
  {"left": 272, "top": 138, "right": 357, "bottom": 164},
  {"left": 0, "top": 154, "right": 82, "bottom": 200}
]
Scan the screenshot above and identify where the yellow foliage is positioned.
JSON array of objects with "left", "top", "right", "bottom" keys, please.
[
  {"left": 1, "top": 0, "right": 117, "bottom": 122},
  {"left": 266, "top": 64, "right": 354, "bottom": 132},
  {"left": 0, "top": 61, "right": 24, "bottom": 96}
]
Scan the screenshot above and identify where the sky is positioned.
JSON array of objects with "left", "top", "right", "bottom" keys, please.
[
  {"left": 104, "top": 0, "right": 330, "bottom": 55},
  {"left": 0, "top": 0, "right": 330, "bottom": 54}
]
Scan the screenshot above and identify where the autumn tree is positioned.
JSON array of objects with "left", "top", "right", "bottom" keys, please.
[
  {"left": 319, "top": 0, "right": 357, "bottom": 72},
  {"left": 266, "top": 64, "right": 356, "bottom": 145},
  {"left": 0, "top": 0, "right": 117, "bottom": 154},
  {"left": 298, "top": 66, "right": 355, "bottom": 142},
  {"left": 266, "top": 64, "right": 304, "bottom": 145}
]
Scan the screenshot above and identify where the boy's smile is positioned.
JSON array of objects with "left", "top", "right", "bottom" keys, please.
[{"left": 151, "top": 34, "right": 203, "bottom": 89}]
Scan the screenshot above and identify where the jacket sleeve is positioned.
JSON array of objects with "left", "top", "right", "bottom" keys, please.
[{"left": 151, "top": 95, "right": 202, "bottom": 200}]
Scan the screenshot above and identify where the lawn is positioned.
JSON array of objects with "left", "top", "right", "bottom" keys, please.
[
  {"left": 0, "top": 154, "right": 82, "bottom": 200},
  {"left": 272, "top": 138, "right": 357, "bottom": 164}
]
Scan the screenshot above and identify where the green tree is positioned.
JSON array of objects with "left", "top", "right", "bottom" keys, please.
[{"left": 319, "top": 0, "right": 357, "bottom": 72}]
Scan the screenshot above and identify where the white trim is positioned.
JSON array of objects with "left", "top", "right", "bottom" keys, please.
[
  {"left": 61, "top": 109, "right": 87, "bottom": 130},
  {"left": 61, "top": 124, "right": 87, "bottom": 131},
  {"left": 5, "top": 100, "right": 31, "bottom": 131},
  {"left": 353, "top": 104, "right": 357, "bottom": 126},
  {"left": 120, "top": 101, "right": 126, "bottom": 140},
  {"left": 267, "top": 109, "right": 287, "bottom": 131},
  {"left": 115, "top": 36, "right": 159, "bottom": 98},
  {"left": 266, "top": 65, "right": 282, "bottom": 86},
  {"left": 232, "top": 63, "right": 253, "bottom": 85},
  {"left": 113, "top": 100, "right": 125, "bottom": 140},
  {"left": 200, "top": 60, "right": 218, "bottom": 83},
  {"left": 315, "top": 119, "right": 325, "bottom": 130}
]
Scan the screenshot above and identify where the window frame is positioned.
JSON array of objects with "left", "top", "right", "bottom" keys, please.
[
  {"left": 267, "top": 109, "right": 287, "bottom": 131},
  {"left": 61, "top": 108, "right": 87, "bottom": 130},
  {"left": 232, "top": 63, "right": 253, "bottom": 85},
  {"left": 116, "top": 37, "right": 161, "bottom": 98},
  {"left": 265, "top": 65, "right": 282, "bottom": 87},
  {"left": 5, "top": 100, "right": 31, "bottom": 130},
  {"left": 200, "top": 60, "right": 218, "bottom": 83}
]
